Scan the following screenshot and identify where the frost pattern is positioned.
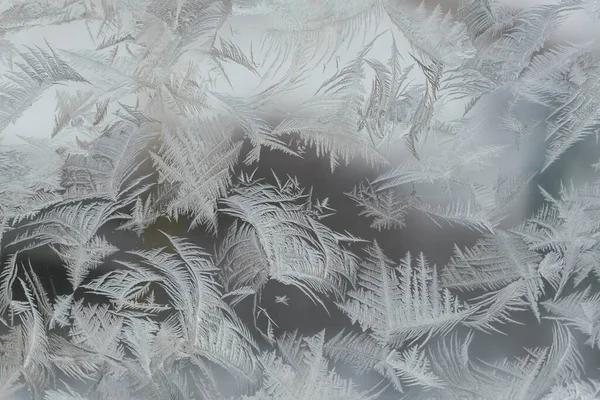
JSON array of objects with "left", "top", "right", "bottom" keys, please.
[{"left": 0, "top": 0, "right": 599, "bottom": 399}]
